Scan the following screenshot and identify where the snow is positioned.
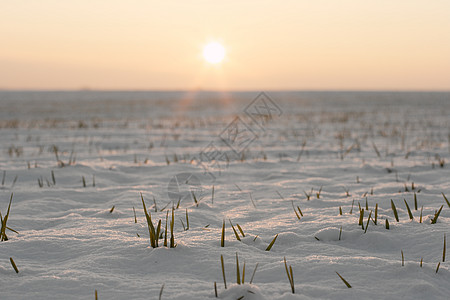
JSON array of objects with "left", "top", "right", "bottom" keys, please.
[{"left": 0, "top": 91, "right": 449, "bottom": 299}]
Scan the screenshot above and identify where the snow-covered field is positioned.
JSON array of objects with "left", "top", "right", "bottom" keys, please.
[{"left": 0, "top": 91, "right": 449, "bottom": 299}]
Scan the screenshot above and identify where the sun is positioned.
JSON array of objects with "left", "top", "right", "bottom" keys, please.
[{"left": 203, "top": 42, "right": 225, "bottom": 64}]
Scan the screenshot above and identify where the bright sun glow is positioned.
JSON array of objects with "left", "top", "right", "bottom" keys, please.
[{"left": 203, "top": 42, "right": 225, "bottom": 64}]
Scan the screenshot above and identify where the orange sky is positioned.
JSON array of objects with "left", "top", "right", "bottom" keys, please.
[{"left": 1, "top": 1, "right": 449, "bottom": 90}]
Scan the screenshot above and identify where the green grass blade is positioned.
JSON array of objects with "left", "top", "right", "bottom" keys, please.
[
  {"left": 404, "top": 199, "right": 413, "bottom": 220},
  {"left": 265, "top": 234, "right": 278, "bottom": 251},
  {"left": 336, "top": 271, "right": 352, "bottom": 288},
  {"left": 236, "top": 224, "right": 245, "bottom": 237},
  {"left": 391, "top": 199, "right": 399, "bottom": 222}
]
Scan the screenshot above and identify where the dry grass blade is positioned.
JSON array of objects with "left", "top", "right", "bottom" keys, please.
[
  {"left": 221, "top": 254, "right": 227, "bottom": 289},
  {"left": 443, "top": 234, "right": 446, "bottom": 262},
  {"left": 414, "top": 193, "right": 418, "bottom": 210},
  {"left": 284, "top": 257, "right": 295, "bottom": 293},
  {"left": 336, "top": 271, "right": 352, "bottom": 288},
  {"left": 191, "top": 191, "right": 199, "bottom": 207},
  {"left": 391, "top": 200, "right": 399, "bottom": 222},
  {"left": 95, "top": 290, "right": 98, "bottom": 300},
  {"left": 170, "top": 208, "right": 175, "bottom": 248},
  {"left": 374, "top": 203, "right": 378, "bottom": 225},
  {"left": 401, "top": 250, "right": 404, "bottom": 266},
  {"left": 364, "top": 210, "right": 372, "bottom": 234},
  {"left": 159, "top": 283, "right": 165, "bottom": 300},
  {"left": 236, "top": 252, "right": 240, "bottom": 284},
  {"left": 221, "top": 219, "right": 225, "bottom": 247},
  {"left": 265, "top": 234, "right": 278, "bottom": 251},
  {"left": 10, "top": 257, "right": 19, "bottom": 273},
  {"left": 442, "top": 192, "right": 450, "bottom": 208},
  {"left": 419, "top": 206, "right": 423, "bottom": 223},
  {"left": 358, "top": 209, "right": 364, "bottom": 228},
  {"left": 229, "top": 219, "right": 241, "bottom": 241},
  {"left": 249, "top": 263, "right": 259, "bottom": 284},
  {"left": 164, "top": 211, "right": 168, "bottom": 247}
]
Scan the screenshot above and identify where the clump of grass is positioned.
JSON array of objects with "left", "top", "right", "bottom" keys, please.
[
  {"left": 291, "top": 201, "right": 303, "bottom": 220},
  {"left": 284, "top": 257, "right": 295, "bottom": 293},
  {"left": 364, "top": 210, "right": 372, "bottom": 234},
  {"left": 229, "top": 219, "right": 241, "bottom": 241},
  {"left": 304, "top": 188, "right": 313, "bottom": 201},
  {"left": 1, "top": 193, "right": 14, "bottom": 241},
  {"left": 10, "top": 257, "right": 19, "bottom": 273},
  {"left": 316, "top": 186, "right": 323, "bottom": 199},
  {"left": 431, "top": 205, "right": 444, "bottom": 224},
  {"left": 391, "top": 200, "right": 399, "bottom": 222},
  {"left": 336, "top": 271, "right": 351, "bottom": 288},
  {"left": 358, "top": 209, "right": 365, "bottom": 229},
  {"left": 404, "top": 199, "right": 413, "bottom": 220},
  {"left": 141, "top": 193, "right": 157, "bottom": 248},
  {"left": 265, "top": 234, "right": 279, "bottom": 251}
]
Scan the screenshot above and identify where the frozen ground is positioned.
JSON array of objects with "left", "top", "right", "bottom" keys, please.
[{"left": 0, "top": 91, "right": 449, "bottom": 299}]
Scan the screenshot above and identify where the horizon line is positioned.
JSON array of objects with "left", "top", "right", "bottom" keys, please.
[{"left": 1, "top": 88, "right": 450, "bottom": 93}]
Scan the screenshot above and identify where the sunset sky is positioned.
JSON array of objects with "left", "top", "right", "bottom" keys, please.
[{"left": 1, "top": 1, "right": 449, "bottom": 91}]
